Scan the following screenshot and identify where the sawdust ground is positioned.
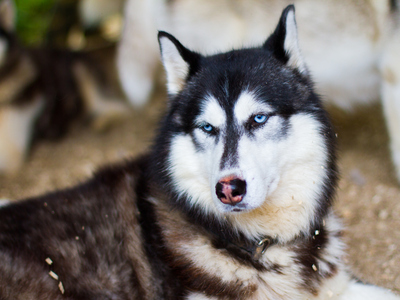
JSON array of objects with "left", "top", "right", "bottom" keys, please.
[{"left": 0, "top": 75, "right": 399, "bottom": 293}]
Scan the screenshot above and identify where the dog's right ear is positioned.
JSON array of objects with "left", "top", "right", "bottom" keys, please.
[
  {"left": 158, "top": 31, "right": 201, "bottom": 96},
  {"left": 0, "top": 0, "right": 16, "bottom": 32},
  {"left": 263, "top": 5, "right": 308, "bottom": 75}
]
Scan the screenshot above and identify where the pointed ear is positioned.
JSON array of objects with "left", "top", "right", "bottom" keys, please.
[
  {"left": 158, "top": 31, "right": 201, "bottom": 96},
  {"left": 0, "top": 0, "right": 16, "bottom": 32},
  {"left": 263, "top": 5, "right": 307, "bottom": 75}
]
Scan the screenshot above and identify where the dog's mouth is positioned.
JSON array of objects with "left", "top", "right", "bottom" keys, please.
[
  {"left": 222, "top": 202, "right": 248, "bottom": 213},
  {"left": 232, "top": 207, "right": 244, "bottom": 212}
]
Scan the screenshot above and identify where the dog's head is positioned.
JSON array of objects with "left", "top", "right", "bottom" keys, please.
[{"left": 154, "top": 5, "right": 337, "bottom": 240}]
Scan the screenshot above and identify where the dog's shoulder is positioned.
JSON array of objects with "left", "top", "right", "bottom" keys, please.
[
  {"left": 0, "top": 155, "right": 151, "bottom": 232},
  {"left": 0, "top": 155, "right": 155, "bottom": 299}
]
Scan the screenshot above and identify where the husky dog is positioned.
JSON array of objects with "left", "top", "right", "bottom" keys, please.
[
  {"left": 0, "top": 6, "right": 399, "bottom": 300},
  {"left": 0, "top": 0, "right": 126, "bottom": 174},
  {"left": 117, "top": 0, "right": 400, "bottom": 182}
]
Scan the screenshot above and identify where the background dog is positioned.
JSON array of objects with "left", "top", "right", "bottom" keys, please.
[{"left": 0, "top": 0, "right": 127, "bottom": 174}]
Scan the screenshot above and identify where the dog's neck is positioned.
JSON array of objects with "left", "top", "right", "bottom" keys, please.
[
  {"left": 209, "top": 228, "right": 278, "bottom": 260},
  {"left": 149, "top": 188, "right": 329, "bottom": 272},
  {"left": 180, "top": 203, "right": 280, "bottom": 261}
]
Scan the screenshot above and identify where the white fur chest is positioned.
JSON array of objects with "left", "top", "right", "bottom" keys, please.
[
  {"left": 155, "top": 210, "right": 349, "bottom": 300},
  {"left": 182, "top": 240, "right": 348, "bottom": 300}
]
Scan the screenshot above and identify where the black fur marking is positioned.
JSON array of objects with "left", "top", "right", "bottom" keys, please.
[
  {"left": 315, "top": 106, "right": 338, "bottom": 221},
  {"left": 220, "top": 119, "right": 241, "bottom": 169},
  {"left": 263, "top": 5, "right": 295, "bottom": 65},
  {"left": 294, "top": 224, "right": 339, "bottom": 295}
]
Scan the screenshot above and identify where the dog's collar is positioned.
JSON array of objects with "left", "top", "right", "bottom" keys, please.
[
  {"left": 232, "top": 236, "right": 276, "bottom": 260},
  {"left": 211, "top": 231, "right": 278, "bottom": 260},
  {"left": 227, "top": 236, "right": 277, "bottom": 260}
]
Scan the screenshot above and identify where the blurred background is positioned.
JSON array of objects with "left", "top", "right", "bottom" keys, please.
[{"left": 15, "top": 0, "right": 124, "bottom": 48}]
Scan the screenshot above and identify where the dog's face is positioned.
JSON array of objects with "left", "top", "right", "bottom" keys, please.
[{"left": 157, "top": 6, "right": 336, "bottom": 232}]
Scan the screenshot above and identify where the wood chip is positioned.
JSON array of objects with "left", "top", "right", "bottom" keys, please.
[
  {"left": 49, "top": 271, "right": 59, "bottom": 280},
  {"left": 58, "top": 281, "right": 65, "bottom": 294},
  {"left": 45, "top": 258, "right": 53, "bottom": 265},
  {"left": 312, "top": 264, "right": 318, "bottom": 272}
]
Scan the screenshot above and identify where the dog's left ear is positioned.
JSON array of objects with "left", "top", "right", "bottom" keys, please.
[
  {"left": 263, "top": 5, "right": 308, "bottom": 75},
  {"left": 158, "top": 31, "right": 202, "bottom": 96}
]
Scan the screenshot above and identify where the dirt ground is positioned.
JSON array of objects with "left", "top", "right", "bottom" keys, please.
[{"left": 0, "top": 64, "right": 399, "bottom": 293}]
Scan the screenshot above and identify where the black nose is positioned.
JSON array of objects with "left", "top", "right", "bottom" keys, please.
[{"left": 215, "top": 177, "right": 247, "bottom": 205}]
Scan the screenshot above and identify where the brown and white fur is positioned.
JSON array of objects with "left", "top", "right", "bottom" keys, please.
[
  {"left": 117, "top": 0, "right": 400, "bottom": 182},
  {"left": 0, "top": 6, "right": 399, "bottom": 300},
  {"left": 0, "top": 0, "right": 127, "bottom": 174}
]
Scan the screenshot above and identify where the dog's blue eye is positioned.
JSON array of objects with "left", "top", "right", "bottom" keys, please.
[
  {"left": 202, "top": 124, "right": 214, "bottom": 132},
  {"left": 254, "top": 114, "right": 268, "bottom": 124}
]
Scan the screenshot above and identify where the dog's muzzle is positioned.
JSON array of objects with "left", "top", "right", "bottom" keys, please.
[{"left": 215, "top": 176, "right": 247, "bottom": 205}]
